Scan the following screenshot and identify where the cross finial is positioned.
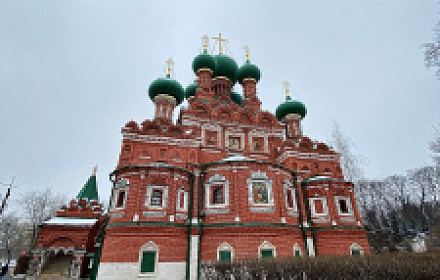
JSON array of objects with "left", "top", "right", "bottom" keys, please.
[
  {"left": 212, "top": 33, "right": 228, "bottom": 54},
  {"left": 201, "top": 35, "right": 209, "bottom": 51},
  {"left": 243, "top": 45, "right": 250, "bottom": 62},
  {"left": 93, "top": 165, "right": 98, "bottom": 176},
  {"left": 282, "top": 81, "right": 290, "bottom": 99},
  {"left": 166, "top": 58, "right": 174, "bottom": 77}
]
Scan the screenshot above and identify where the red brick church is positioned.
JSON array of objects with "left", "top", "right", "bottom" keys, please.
[{"left": 31, "top": 34, "right": 370, "bottom": 279}]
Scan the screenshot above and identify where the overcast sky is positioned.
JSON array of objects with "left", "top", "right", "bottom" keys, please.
[{"left": 0, "top": 1, "right": 438, "bottom": 203}]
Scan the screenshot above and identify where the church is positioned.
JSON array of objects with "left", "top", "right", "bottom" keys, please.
[{"left": 30, "top": 34, "right": 370, "bottom": 280}]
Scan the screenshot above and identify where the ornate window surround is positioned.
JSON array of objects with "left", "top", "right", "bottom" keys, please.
[
  {"left": 334, "top": 195, "right": 354, "bottom": 216},
  {"left": 247, "top": 171, "right": 274, "bottom": 207},
  {"left": 225, "top": 130, "right": 245, "bottom": 150},
  {"left": 258, "top": 240, "right": 276, "bottom": 258},
  {"left": 283, "top": 179, "right": 297, "bottom": 212},
  {"left": 205, "top": 174, "right": 229, "bottom": 209},
  {"left": 138, "top": 241, "right": 158, "bottom": 277},
  {"left": 309, "top": 197, "right": 329, "bottom": 217},
  {"left": 293, "top": 243, "right": 302, "bottom": 257},
  {"left": 217, "top": 242, "right": 234, "bottom": 262},
  {"left": 201, "top": 124, "right": 222, "bottom": 148},
  {"left": 145, "top": 185, "right": 168, "bottom": 210},
  {"left": 112, "top": 179, "right": 129, "bottom": 210},
  {"left": 350, "top": 243, "right": 364, "bottom": 255},
  {"left": 248, "top": 132, "right": 269, "bottom": 153},
  {"left": 176, "top": 188, "right": 188, "bottom": 212}
]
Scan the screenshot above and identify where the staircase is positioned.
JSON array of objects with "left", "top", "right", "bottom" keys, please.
[{"left": 38, "top": 255, "right": 72, "bottom": 279}]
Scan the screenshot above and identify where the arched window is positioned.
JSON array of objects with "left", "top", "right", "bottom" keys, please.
[
  {"left": 350, "top": 243, "right": 363, "bottom": 256},
  {"left": 259, "top": 241, "right": 276, "bottom": 259},
  {"left": 293, "top": 243, "right": 302, "bottom": 257},
  {"left": 139, "top": 241, "right": 158, "bottom": 276},
  {"left": 217, "top": 242, "right": 234, "bottom": 262}
]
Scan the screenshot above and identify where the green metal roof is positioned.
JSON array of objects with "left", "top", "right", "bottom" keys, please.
[{"left": 77, "top": 173, "right": 98, "bottom": 201}]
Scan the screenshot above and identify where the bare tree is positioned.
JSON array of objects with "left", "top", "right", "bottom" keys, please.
[
  {"left": 17, "top": 188, "right": 67, "bottom": 247},
  {"left": 424, "top": 22, "right": 440, "bottom": 78}
]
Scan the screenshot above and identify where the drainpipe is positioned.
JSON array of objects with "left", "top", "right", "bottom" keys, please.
[
  {"left": 186, "top": 173, "right": 194, "bottom": 280},
  {"left": 197, "top": 165, "right": 206, "bottom": 280}
]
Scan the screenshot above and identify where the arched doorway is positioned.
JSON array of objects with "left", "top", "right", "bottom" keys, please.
[{"left": 39, "top": 249, "right": 73, "bottom": 279}]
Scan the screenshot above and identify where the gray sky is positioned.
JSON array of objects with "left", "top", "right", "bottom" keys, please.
[{"left": 0, "top": 1, "right": 438, "bottom": 203}]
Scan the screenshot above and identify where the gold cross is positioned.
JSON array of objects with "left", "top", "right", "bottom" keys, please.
[
  {"left": 282, "top": 81, "right": 290, "bottom": 98},
  {"left": 201, "top": 35, "right": 209, "bottom": 51},
  {"left": 166, "top": 58, "right": 174, "bottom": 76},
  {"left": 212, "top": 33, "right": 228, "bottom": 54},
  {"left": 243, "top": 45, "right": 250, "bottom": 62}
]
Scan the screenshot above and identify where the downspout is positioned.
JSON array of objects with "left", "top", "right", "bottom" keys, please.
[
  {"left": 197, "top": 165, "right": 206, "bottom": 280},
  {"left": 292, "top": 171, "right": 308, "bottom": 255},
  {"left": 186, "top": 173, "right": 194, "bottom": 280},
  {"left": 301, "top": 179, "right": 315, "bottom": 256}
]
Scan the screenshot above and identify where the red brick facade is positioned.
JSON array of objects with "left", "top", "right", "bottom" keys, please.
[
  {"left": 34, "top": 40, "right": 371, "bottom": 279},
  {"left": 98, "top": 47, "right": 370, "bottom": 279}
]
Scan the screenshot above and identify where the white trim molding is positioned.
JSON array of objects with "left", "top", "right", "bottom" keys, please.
[
  {"left": 205, "top": 174, "right": 230, "bottom": 209},
  {"left": 138, "top": 241, "right": 159, "bottom": 277},
  {"left": 309, "top": 197, "right": 329, "bottom": 217},
  {"left": 217, "top": 242, "right": 234, "bottom": 262},
  {"left": 145, "top": 185, "right": 169, "bottom": 210}
]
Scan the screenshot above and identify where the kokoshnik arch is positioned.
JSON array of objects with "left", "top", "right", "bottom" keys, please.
[{"left": 31, "top": 34, "right": 370, "bottom": 280}]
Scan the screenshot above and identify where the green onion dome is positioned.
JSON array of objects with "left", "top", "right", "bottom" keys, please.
[
  {"left": 237, "top": 61, "right": 261, "bottom": 83},
  {"left": 148, "top": 75, "right": 184, "bottom": 105},
  {"left": 185, "top": 81, "right": 198, "bottom": 99},
  {"left": 231, "top": 91, "right": 243, "bottom": 106},
  {"left": 275, "top": 96, "right": 307, "bottom": 121},
  {"left": 214, "top": 54, "right": 238, "bottom": 84},
  {"left": 192, "top": 50, "right": 216, "bottom": 74}
]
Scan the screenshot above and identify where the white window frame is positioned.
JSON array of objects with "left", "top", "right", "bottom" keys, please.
[
  {"left": 283, "top": 180, "right": 297, "bottom": 211},
  {"left": 205, "top": 174, "right": 229, "bottom": 209},
  {"left": 247, "top": 171, "right": 274, "bottom": 207},
  {"left": 248, "top": 133, "right": 269, "bottom": 153},
  {"left": 258, "top": 240, "right": 276, "bottom": 258},
  {"left": 350, "top": 243, "right": 364, "bottom": 255},
  {"left": 138, "top": 241, "right": 158, "bottom": 277},
  {"left": 309, "top": 197, "right": 328, "bottom": 216},
  {"left": 334, "top": 196, "right": 354, "bottom": 216},
  {"left": 201, "top": 124, "right": 222, "bottom": 148},
  {"left": 217, "top": 242, "right": 234, "bottom": 262},
  {"left": 112, "top": 179, "right": 129, "bottom": 210},
  {"left": 225, "top": 131, "right": 245, "bottom": 150},
  {"left": 293, "top": 243, "right": 302, "bottom": 257},
  {"left": 146, "top": 185, "right": 168, "bottom": 210},
  {"left": 176, "top": 188, "right": 188, "bottom": 212}
]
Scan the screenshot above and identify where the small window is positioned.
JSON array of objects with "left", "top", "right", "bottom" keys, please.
[
  {"left": 146, "top": 186, "right": 168, "bottom": 209},
  {"left": 335, "top": 196, "right": 353, "bottom": 216},
  {"left": 140, "top": 251, "right": 156, "bottom": 273},
  {"left": 293, "top": 244, "right": 302, "bottom": 257},
  {"left": 252, "top": 181, "right": 269, "bottom": 204},
  {"left": 116, "top": 191, "right": 125, "bottom": 208},
  {"left": 260, "top": 249, "right": 274, "bottom": 259},
  {"left": 339, "top": 200, "right": 348, "bottom": 213},
  {"left": 139, "top": 242, "right": 158, "bottom": 276},
  {"left": 212, "top": 187, "right": 223, "bottom": 204},
  {"left": 229, "top": 137, "right": 241, "bottom": 149},
  {"left": 205, "top": 174, "right": 229, "bottom": 209},
  {"left": 350, "top": 243, "right": 363, "bottom": 256},
  {"left": 259, "top": 241, "right": 276, "bottom": 259},
  {"left": 151, "top": 190, "right": 163, "bottom": 206},
  {"left": 310, "top": 197, "right": 328, "bottom": 216},
  {"left": 286, "top": 190, "right": 294, "bottom": 208},
  {"left": 219, "top": 250, "right": 232, "bottom": 262}
]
